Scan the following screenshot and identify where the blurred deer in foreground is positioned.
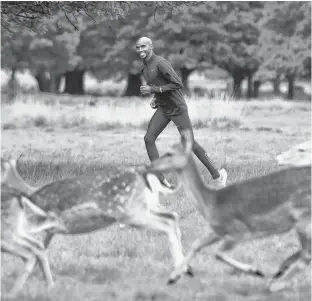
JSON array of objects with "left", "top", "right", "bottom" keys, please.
[
  {"left": 1, "top": 184, "right": 68, "bottom": 298},
  {"left": 1, "top": 157, "right": 193, "bottom": 281},
  {"left": 149, "top": 130, "right": 311, "bottom": 291}
]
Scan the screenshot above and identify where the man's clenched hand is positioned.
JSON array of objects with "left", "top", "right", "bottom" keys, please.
[{"left": 140, "top": 85, "right": 152, "bottom": 95}]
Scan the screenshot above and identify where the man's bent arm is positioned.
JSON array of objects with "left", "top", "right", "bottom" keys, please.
[{"left": 150, "top": 60, "right": 183, "bottom": 93}]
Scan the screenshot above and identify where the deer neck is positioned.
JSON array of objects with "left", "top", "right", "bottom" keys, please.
[
  {"left": 179, "top": 155, "right": 216, "bottom": 211},
  {"left": 8, "top": 169, "right": 37, "bottom": 195}
]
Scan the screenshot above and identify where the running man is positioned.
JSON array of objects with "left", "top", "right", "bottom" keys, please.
[{"left": 136, "top": 36, "right": 227, "bottom": 188}]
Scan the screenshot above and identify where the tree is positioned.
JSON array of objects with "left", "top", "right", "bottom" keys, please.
[
  {"left": 1, "top": 2, "right": 126, "bottom": 94},
  {"left": 1, "top": 10, "right": 118, "bottom": 94},
  {"left": 1, "top": 27, "right": 34, "bottom": 100},
  {"left": 156, "top": 2, "right": 265, "bottom": 99},
  {"left": 259, "top": 1, "right": 311, "bottom": 100},
  {"left": 27, "top": 12, "right": 85, "bottom": 93},
  {"left": 158, "top": 3, "right": 223, "bottom": 95},
  {"left": 1, "top": 2, "right": 203, "bottom": 95},
  {"left": 32, "top": 26, "right": 81, "bottom": 93},
  {"left": 93, "top": 6, "right": 164, "bottom": 96},
  {"left": 99, "top": 2, "right": 221, "bottom": 96},
  {"left": 207, "top": 2, "right": 264, "bottom": 99},
  {"left": 1, "top": 1, "right": 200, "bottom": 33}
]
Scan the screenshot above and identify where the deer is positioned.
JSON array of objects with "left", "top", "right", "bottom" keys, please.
[
  {"left": 276, "top": 140, "right": 311, "bottom": 167},
  {"left": 1, "top": 157, "right": 194, "bottom": 279},
  {"left": 148, "top": 129, "right": 311, "bottom": 291},
  {"left": 1, "top": 157, "right": 35, "bottom": 196},
  {"left": 1, "top": 184, "right": 68, "bottom": 298}
]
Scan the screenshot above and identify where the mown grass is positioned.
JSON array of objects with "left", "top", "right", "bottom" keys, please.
[{"left": 1, "top": 94, "right": 311, "bottom": 301}]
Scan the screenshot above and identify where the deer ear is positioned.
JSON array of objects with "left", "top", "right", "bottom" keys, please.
[
  {"left": 9, "top": 159, "right": 18, "bottom": 170},
  {"left": 145, "top": 173, "right": 161, "bottom": 193},
  {"left": 180, "top": 129, "right": 193, "bottom": 154},
  {"left": 1, "top": 157, "right": 10, "bottom": 171},
  {"left": 20, "top": 196, "right": 47, "bottom": 217},
  {"left": 16, "top": 153, "right": 24, "bottom": 165}
]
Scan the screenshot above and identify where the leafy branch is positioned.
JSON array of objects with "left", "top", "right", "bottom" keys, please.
[{"left": 1, "top": 1, "right": 202, "bottom": 33}]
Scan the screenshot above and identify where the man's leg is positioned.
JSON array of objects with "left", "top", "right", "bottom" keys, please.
[
  {"left": 170, "top": 111, "right": 221, "bottom": 180},
  {"left": 144, "top": 109, "right": 170, "bottom": 181}
]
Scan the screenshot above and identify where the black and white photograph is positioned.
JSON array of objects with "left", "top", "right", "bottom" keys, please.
[{"left": 1, "top": 1, "right": 311, "bottom": 300}]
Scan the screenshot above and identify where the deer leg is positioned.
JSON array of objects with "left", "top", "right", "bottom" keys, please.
[
  {"left": 272, "top": 251, "right": 302, "bottom": 279},
  {"left": 16, "top": 235, "right": 55, "bottom": 288},
  {"left": 215, "top": 236, "right": 265, "bottom": 277},
  {"left": 30, "top": 232, "right": 54, "bottom": 280},
  {"left": 215, "top": 254, "right": 265, "bottom": 277},
  {"left": 268, "top": 219, "right": 311, "bottom": 292},
  {"left": 7, "top": 255, "right": 37, "bottom": 298},
  {"left": 152, "top": 211, "right": 183, "bottom": 253},
  {"left": 131, "top": 209, "right": 185, "bottom": 271},
  {"left": 158, "top": 210, "right": 195, "bottom": 278},
  {"left": 152, "top": 210, "right": 184, "bottom": 268},
  {"left": 34, "top": 249, "right": 55, "bottom": 288},
  {"left": 151, "top": 209, "right": 186, "bottom": 268},
  {"left": 1, "top": 240, "right": 32, "bottom": 261},
  {"left": 43, "top": 233, "right": 54, "bottom": 248},
  {"left": 1, "top": 241, "right": 37, "bottom": 298},
  {"left": 167, "top": 231, "right": 221, "bottom": 284}
]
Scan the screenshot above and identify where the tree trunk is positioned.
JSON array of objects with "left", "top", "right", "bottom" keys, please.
[
  {"left": 180, "top": 67, "right": 195, "bottom": 96},
  {"left": 35, "top": 71, "right": 62, "bottom": 93},
  {"left": 272, "top": 75, "right": 281, "bottom": 95},
  {"left": 64, "top": 70, "right": 85, "bottom": 95},
  {"left": 231, "top": 69, "right": 244, "bottom": 99},
  {"left": 35, "top": 71, "right": 50, "bottom": 92},
  {"left": 287, "top": 74, "right": 295, "bottom": 100},
  {"left": 123, "top": 72, "right": 143, "bottom": 97},
  {"left": 246, "top": 73, "right": 253, "bottom": 99},
  {"left": 53, "top": 73, "right": 62, "bottom": 93},
  {"left": 253, "top": 80, "right": 261, "bottom": 98},
  {"left": 50, "top": 74, "right": 56, "bottom": 94},
  {"left": 48, "top": 73, "right": 62, "bottom": 93},
  {"left": 8, "top": 69, "right": 18, "bottom": 102}
]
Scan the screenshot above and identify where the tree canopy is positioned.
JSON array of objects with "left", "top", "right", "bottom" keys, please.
[
  {"left": 1, "top": 1, "right": 310, "bottom": 100},
  {"left": 1, "top": 1, "right": 201, "bottom": 33}
]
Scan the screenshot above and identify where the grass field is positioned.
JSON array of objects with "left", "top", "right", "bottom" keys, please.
[{"left": 1, "top": 96, "right": 311, "bottom": 301}]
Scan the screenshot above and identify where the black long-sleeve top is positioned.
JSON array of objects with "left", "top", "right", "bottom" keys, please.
[{"left": 140, "top": 53, "right": 188, "bottom": 116}]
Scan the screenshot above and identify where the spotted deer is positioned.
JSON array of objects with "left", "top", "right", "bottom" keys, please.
[
  {"left": 1, "top": 157, "right": 193, "bottom": 278},
  {"left": 149, "top": 129, "right": 311, "bottom": 291},
  {"left": 1, "top": 184, "right": 68, "bottom": 298}
]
